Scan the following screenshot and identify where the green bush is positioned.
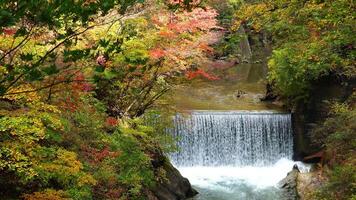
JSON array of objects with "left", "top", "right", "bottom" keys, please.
[
  {"left": 311, "top": 101, "right": 356, "bottom": 199},
  {"left": 313, "top": 103, "right": 356, "bottom": 162},
  {"left": 109, "top": 120, "right": 156, "bottom": 198}
]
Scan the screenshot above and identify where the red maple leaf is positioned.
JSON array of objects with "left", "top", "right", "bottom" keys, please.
[
  {"left": 106, "top": 117, "right": 118, "bottom": 126},
  {"left": 2, "top": 28, "right": 16, "bottom": 35},
  {"left": 149, "top": 48, "right": 166, "bottom": 59}
]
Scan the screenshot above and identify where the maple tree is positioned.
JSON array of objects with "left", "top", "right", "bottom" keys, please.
[
  {"left": 0, "top": 0, "right": 145, "bottom": 95},
  {"left": 90, "top": 3, "right": 221, "bottom": 118},
  {"left": 0, "top": 0, "right": 221, "bottom": 118}
]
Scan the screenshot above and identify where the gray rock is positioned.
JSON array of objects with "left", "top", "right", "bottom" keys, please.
[{"left": 278, "top": 165, "right": 300, "bottom": 200}]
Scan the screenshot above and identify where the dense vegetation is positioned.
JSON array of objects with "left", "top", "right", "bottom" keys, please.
[
  {"left": 0, "top": 0, "right": 354, "bottom": 199},
  {"left": 0, "top": 0, "right": 218, "bottom": 199},
  {"left": 233, "top": 0, "right": 355, "bottom": 101},
  {"left": 312, "top": 100, "right": 356, "bottom": 200}
]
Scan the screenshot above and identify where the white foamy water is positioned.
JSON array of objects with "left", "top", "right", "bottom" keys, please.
[
  {"left": 169, "top": 111, "right": 310, "bottom": 200},
  {"left": 176, "top": 159, "right": 311, "bottom": 200},
  {"left": 178, "top": 158, "right": 296, "bottom": 190}
]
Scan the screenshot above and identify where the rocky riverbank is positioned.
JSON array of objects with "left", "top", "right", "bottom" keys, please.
[{"left": 279, "top": 164, "right": 328, "bottom": 200}]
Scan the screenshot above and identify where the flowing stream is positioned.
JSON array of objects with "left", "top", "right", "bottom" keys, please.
[{"left": 170, "top": 111, "right": 300, "bottom": 200}]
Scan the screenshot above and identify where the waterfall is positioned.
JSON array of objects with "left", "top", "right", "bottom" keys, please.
[{"left": 170, "top": 111, "right": 293, "bottom": 167}]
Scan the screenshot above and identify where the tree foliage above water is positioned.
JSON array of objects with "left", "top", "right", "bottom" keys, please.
[
  {"left": 0, "top": 0, "right": 219, "bottom": 117},
  {"left": 233, "top": 0, "right": 355, "bottom": 100}
]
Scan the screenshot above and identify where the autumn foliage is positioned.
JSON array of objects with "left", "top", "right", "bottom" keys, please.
[
  {"left": 186, "top": 69, "right": 220, "bottom": 80},
  {"left": 148, "top": 5, "right": 222, "bottom": 81},
  {"left": 0, "top": 0, "right": 222, "bottom": 199},
  {"left": 167, "top": 0, "right": 202, "bottom": 9}
]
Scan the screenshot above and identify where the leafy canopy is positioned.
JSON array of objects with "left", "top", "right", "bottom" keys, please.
[{"left": 234, "top": 0, "right": 355, "bottom": 100}]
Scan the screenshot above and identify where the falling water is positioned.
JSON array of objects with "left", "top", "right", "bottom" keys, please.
[
  {"left": 169, "top": 111, "right": 298, "bottom": 200},
  {"left": 170, "top": 111, "right": 293, "bottom": 167}
]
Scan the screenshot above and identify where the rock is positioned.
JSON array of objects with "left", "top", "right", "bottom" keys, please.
[
  {"left": 147, "top": 146, "right": 198, "bottom": 200},
  {"left": 278, "top": 166, "right": 300, "bottom": 200},
  {"left": 260, "top": 83, "right": 277, "bottom": 101},
  {"left": 297, "top": 170, "right": 325, "bottom": 200},
  {"left": 151, "top": 162, "right": 198, "bottom": 200},
  {"left": 235, "top": 90, "right": 247, "bottom": 98}
]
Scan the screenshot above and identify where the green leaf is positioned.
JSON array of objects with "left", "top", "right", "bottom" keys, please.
[
  {"left": 99, "top": 39, "right": 110, "bottom": 48},
  {"left": 63, "top": 49, "right": 89, "bottom": 62},
  {"left": 95, "top": 66, "right": 105, "bottom": 73},
  {"left": 45, "top": 129, "right": 63, "bottom": 143},
  {"left": 14, "top": 27, "right": 29, "bottom": 37},
  {"left": 43, "top": 65, "right": 59, "bottom": 75},
  {"left": 0, "top": 85, "right": 6, "bottom": 95},
  {"left": 104, "top": 69, "right": 117, "bottom": 79},
  {"left": 20, "top": 53, "right": 34, "bottom": 61},
  {"left": 25, "top": 69, "right": 43, "bottom": 81}
]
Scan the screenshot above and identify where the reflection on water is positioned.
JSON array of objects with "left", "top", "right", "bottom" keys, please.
[{"left": 170, "top": 63, "right": 281, "bottom": 111}]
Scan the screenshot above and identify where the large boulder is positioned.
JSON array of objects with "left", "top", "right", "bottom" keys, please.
[{"left": 151, "top": 162, "right": 198, "bottom": 200}]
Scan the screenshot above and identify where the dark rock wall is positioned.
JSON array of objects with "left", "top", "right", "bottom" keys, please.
[{"left": 292, "top": 75, "right": 356, "bottom": 161}]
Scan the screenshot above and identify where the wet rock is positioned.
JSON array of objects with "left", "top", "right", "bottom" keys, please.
[{"left": 279, "top": 165, "right": 300, "bottom": 200}]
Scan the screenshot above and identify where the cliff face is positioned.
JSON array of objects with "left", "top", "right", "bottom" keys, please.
[{"left": 292, "top": 75, "right": 356, "bottom": 161}]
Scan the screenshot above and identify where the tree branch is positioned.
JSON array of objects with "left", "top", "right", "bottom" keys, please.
[{"left": 0, "top": 27, "right": 33, "bottom": 62}]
